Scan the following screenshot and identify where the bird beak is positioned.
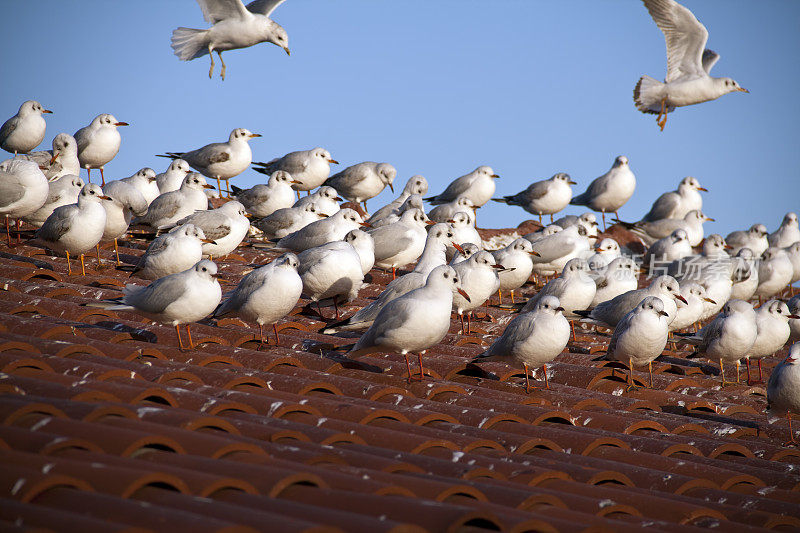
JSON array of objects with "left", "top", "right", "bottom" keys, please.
[
  {"left": 703, "top": 297, "right": 717, "bottom": 304},
  {"left": 284, "top": 47, "right": 291, "bottom": 56},
  {"left": 446, "top": 219, "right": 455, "bottom": 223},
  {"left": 555, "top": 306, "right": 565, "bottom": 313},
  {"left": 788, "top": 314, "right": 800, "bottom": 319},
  {"left": 705, "top": 216, "right": 715, "bottom": 222},
  {"left": 490, "top": 174, "right": 500, "bottom": 179},
  {"left": 529, "top": 250, "right": 540, "bottom": 256},
  {"left": 318, "top": 213, "right": 328, "bottom": 218},
  {"left": 736, "top": 87, "right": 749, "bottom": 93},
  {"left": 697, "top": 186, "right": 708, "bottom": 192},
  {"left": 243, "top": 213, "right": 253, "bottom": 218},
  {"left": 457, "top": 288, "right": 471, "bottom": 302},
  {"left": 201, "top": 238, "right": 216, "bottom": 244},
  {"left": 724, "top": 244, "right": 733, "bottom": 249},
  {"left": 148, "top": 176, "right": 157, "bottom": 183},
  {"left": 114, "top": 122, "right": 129, "bottom": 126},
  {"left": 249, "top": 133, "right": 262, "bottom": 138},
  {"left": 335, "top": 196, "right": 344, "bottom": 201},
  {"left": 658, "top": 310, "right": 669, "bottom": 317},
  {"left": 360, "top": 221, "right": 372, "bottom": 228},
  {"left": 675, "top": 295, "right": 688, "bottom": 304},
  {"left": 43, "top": 109, "right": 53, "bottom": 114},
  {"left": 594, "top": 246, "right": 604, "bottom": 252},
  {"left": 98, "top": 195, "right": 113, "bottom": 200},
  {"left": 452, "top": 243, "right": 465, "bottom": 253},
  {"left": 491, "top": 264, "right": 505, "bottom": 270},
  {"left": 388, "top": 183, "right": 394, "bottom": 193},
  {"left": 291, "top": 180, "right": 303, "bottom": 184},
  {"left": 328, "top": 159, "right": 338, "bottom": 164},
  {"left": 203, "top": 184, "right": 216, "bottom": 189},
  {"left": 568, "top": 180, "right": 577, "bottom": 185},
  {"left": 425, "top": 220, "right": 435, "bottom": 225},
  {"left": 49, "top": 152, "right": 60, "bottom": 164}
]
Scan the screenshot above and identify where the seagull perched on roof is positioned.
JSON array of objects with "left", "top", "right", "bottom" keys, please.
[
  {"left": 171, "top": 0, "right": 291, "bottom": 80},
  {"left": 634, "top": 0, "right": 748, "bottom": 131}
]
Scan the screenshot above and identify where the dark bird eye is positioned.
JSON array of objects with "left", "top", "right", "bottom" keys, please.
[{"left": 443, "top": 272, "right": 448, "bottom": 278}]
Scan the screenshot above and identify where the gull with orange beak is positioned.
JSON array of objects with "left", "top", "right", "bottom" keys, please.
[
  {"left": 0, "top": 100, "right": 52, "bottom": 155},
  {"left": 74, "top": 114, "right": 128, "bottom": 186},
  {"left": 18, "top": 133, "right": 80, "bottom": 181},
  {"left": 134, "top": 173, "right": 215, "bottom": 230},
  {"left": 231, "top": 170, "right": 300, "bottom": 217},
  {"left": 253, "top": 147, "right": 338, "bottom": 198},
  {"left": 158, "top": 128, "right": 261, "bottom": 196},
  {"left": 638, "top": 177, "right": 707, "bottom": 223},
  {"left": 131, "top": 224, "right": 216, "bottom": 280}
]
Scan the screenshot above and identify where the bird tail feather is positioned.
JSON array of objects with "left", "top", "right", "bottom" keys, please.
[
  {"left": 633, "top": 75, "right": 665, "bottom": 114},
  {"left": 171, "top": 27, "right": 210, "bottom": 61}
]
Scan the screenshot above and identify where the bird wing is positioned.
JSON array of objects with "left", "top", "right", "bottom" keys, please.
[
  {"left": 123, "top": 275, "right": 188, "bottom": 315},
  {"left": 370, "top": 226, "right": 414, "bottom": 260},
  {"left": 642, "top": 0, "right": 709, "bottom": 82},
  {"left": 697, "top": 315, "right": 724, "bottom": 353},
  {"left": 641, "top": 191, "right": 680, "bottom": 222},
  {"left": 245, "top": 0, "right": 286, "bottom": 17},
  {"left": 0, "top": 116, "right": 20, "bottom": 146},
  {"left": 701, "top": 49, "right": 720, "bottom": 73},
  {"left": 196, "top": 0, "right": 248, "bottom": 23},
  {"left": 73, "top": 125, "right": 93, "bottom": 154},
  {"left": 0, "top": 174, "right": 26, "bottom": 209},
  {"left": 607, "top": 312, "right": 635, "bottom": 358},
  {"left": 485, "top": 314, "right": 536, "bottom": 357},
  {"left": 36, "top": 204, "right": 79, "bottom": 243},
  {"left": 185, "top": 142, "right": 231, "bottom": 168},
  {"left": 433, "top": 174, "right": 474, "bottom": 203},
  {"left": 532, "top": 234, "right": 578, "bottom": 264},
  {"left": 139, "top": 192, "right": 183, "bottom": 225},
  {"left": 523, "top": 179, "right": 552, "bottom": 200},
  {"left": 215, "top": 268, "right": 263, "bottom": 315},
  {"left": 177, "top": 209, "right": 228, "bottom": 236}
]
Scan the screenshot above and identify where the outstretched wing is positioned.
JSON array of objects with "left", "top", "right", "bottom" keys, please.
[
  {"left": 197, "top": 0, "right": 248, "bottom": 23},
  {"left": 642, "top": 0, "right": 709, "bottom": 82},
  {"left": 701, "top": 49, "right": 720, "bottom": 73},
  {"left": 246, "top": 0, "right": 286, "bottom": 17}
]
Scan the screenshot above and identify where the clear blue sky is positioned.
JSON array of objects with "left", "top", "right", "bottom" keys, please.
[{"left": 2, "top": 1, "right": 798, "bottom": 236}]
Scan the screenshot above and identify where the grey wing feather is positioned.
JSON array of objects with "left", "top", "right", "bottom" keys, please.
[
  {"left": 139, "top": 192, "right": 182, "bottom": 224},
  {"left": 641, "top": 191, "right": 680, "bottom": 222},
  {"left": 215, "top": 269, "right": 263, "bottom": 316},
  {"left": 523, "top": 180, "right": 552, "bottom": 200},
  {"left": 123, "top": 275, "right": 187, "bottom": 315},
  {"left": 73, "top": 126, "right": 92, "bottom": 154},
  {"left": 246, "top": 0, "right": 286, "bottom": 17},
  {"left": 261, "top": 152, "right": 308, "bottom": 176},
  {"left": 432, "top": 175, "right": 472, "bottom": 203},
  {"left": 37, "top": 204, "right": 78, "bottom": 242},
  {"left": 702, "top": 49, "right": 720, "bottom": 73},
  {"left": 197, "top": 0, "right": 248, "bottom": 23},
  {"left": 177, "top": 210, "right": 229, "bottom": 239},
  {"left": 0, "top": 177, "right": 26, "bottom": 209},
  {"left": 696, "top": 316, "right": 724, "bottom": 353},
  {"left": 0, "top": 116, "right": 19, "bottom": 146},
  {"left": 642, "top": 0, "right": 708, "bottom": 82}
]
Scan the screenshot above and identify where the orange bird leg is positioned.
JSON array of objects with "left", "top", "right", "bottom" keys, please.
[
  {"left": 80, "top": 254, "right": 86, "bottom": 276},
  {"left": 524, "top": 363, "right": 531, "bottom": 393},
  {"left": 417, "top": 352, "right": 425, "bottom": 381},
  {"left": 114, "top": 238, "right": 121, "bottom": 266},
  {"left": 273, "top": 323, "right": 280, "bottom": 345},
  {"left": 186, "top": 325, "right": 194, "bottom": 350},
  {"left": 65, "top": 250, "right": 72, "bottom": 275},
  {"left": 543, "top": 363, "right": 550, "bottom": 390},
  {"left": 648, "top": 361, "right": 654, "bottom": 388},
  {"left": 100, "top": 167, "right": 106, "bottom": 187},
  {"left": 96, "top": 244, "right": 102, "bottom": 267},
  {"left": 404, "top": 353, "right": 413, "bottom": 383},
  {"left": 176, "top": 324, "right": 185, "bottom": 350}
]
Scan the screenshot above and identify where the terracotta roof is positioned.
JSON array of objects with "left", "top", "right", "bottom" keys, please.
[{"left": 1, "top": 217, "right": 799, "bottom": 533}]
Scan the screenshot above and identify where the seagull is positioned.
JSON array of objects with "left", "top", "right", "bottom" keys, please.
[
  {"left": 369, "top": 194, "right": 424, "bottom": 229},
  {"left": 321, "top": 223, "right": 460, "bottom": 334},
  {"left": 729, "top": 247, "right": 759, "bottom": 302},
  {"left": 577, "top": 275, "right": 686, "bottom": 328},
  {"left": 635, "top": 0, "right": 748, "bottom": 131},
  {"left": 425, "top": 165, "right": 499, "bottom": 213},
  {"left": 173, "top": 200, "right": 251, "bottom": 258},
  {"left": 323, "top": 161, "right": 396, "bottom": 212},
  {"left": 491, "top": 172, "right": 576, "bottom": 224},
  {"left": 34, "top": 183, "right": 111, "bottom": 275},
  {"left": 276, "top": 207, "right": 367, "bottom": 252},
  {"left": 586, "top": 238, "right": 621, "bottom": 272},
  {"left": 343, "top": 229, "right": 375, "bottom": 277},
  {"left": 214, "top": 252, "right": 302, "bottom": 345},
  {"left": 429, "top": 196, "right": 475, "bottom": 224},
  {"left": 452, "top": 250, "right": 503, "bottom": 334},
  {"left": 553, "top": 212, "right": 598, "bottom": 232},
  {"left": 292, "top": 185, "right": 342, "bottom": 217},
  {"left": 786, "top": 242, "right": 800, "bottom": 290},
  {"left": 766, "top": 342, "right": 800, "bottom": 446},
  {"left": 369, "top": 208, "right": 429, "bottom": 278},
  {"left": 669, "top": 282, "right": 714, "bottom": 333},
  {"left": 616, "top": 209, "right": 711, "bottom": 247},
  {"left": 637, "top": 176, "right": 706, "bottom": 222},
  {"left": 491, "top": 238, "right": 539, "bottom": 304},
  {"left": 17, "top": 133, "right": 80, "bottom": 181},
  {"left": 789, "top": 295, "right": 800, "bottom": 344},
  {"left": 0, "top": 159, "right": 48, "bottom": 245},
  {"left": 755, "top": 247, "right": 794, "bottom": 301},
  {"left": 156, "top": 159, "right": 192, "bottom": 194},
  {"left": 769, "top": 212, "right": 800, "bottom": 249},
  {"left": 523, "top": 258, "right": 595, "bottom": 339},
  {"left": 253, "top": 148, "right": 337, "bottom": 197},
  {"left": 231, "top": 170, "right": 300, "bottom": 217},
  {"left": 643, "top": 228, "right": 693, "bottom": 272},
  {"left": 118, "top": 167, "right": 160, "bottom": 205},
  {"left": 254, "top": 202, "right": 326, "bottom": 239},
  {"left": 347, "top": 265, "right": 470, "bottom": 382},
  {"left": 605, "top": 296, "right": 670, "bottom": 389},
  {"left": 681, "top": 299, "right": 757, "bottom": 385},
  {"left": 589, "top": 256, "right": 639, "bottom": 308},
  {"left": 89, "top": 260, "right": 222, "bottom": 350},
  {"left": 529, "top": 224, "right": 594, "bottom": 277},
  {"left": 101, "top": 179, "right": 149, "bottom": 265},
  {"left": 134, "top": 173, "right": 214, "bottom": 229},
  {"left": 472, "top": 295, "right": 569, "bottom": 392},
  {"left": 171, "top": 0, "right": 290, "bottom": 80},
  {"left": 666, "top": 233, "right": 730, "bottom": 279},
  {"left": 727, "top": 223, "right": 768, "bottom": 256},
  {"left": 73, "top": 113, "right": 128, "bottom": 186},
  {"left": 448, "top": 212, "right": 482, "bottom": 261},
  {"left": 570, "top": 156, "right": 635, "bottom": 230},
  {"left": 23, "top": 174, "right": 84, "bottom": 229},
  {"left": 745, "top": 300, "right": 799, "bottom": 384},
  {"left": 368, "top": 175, "right": 429, "bottom": 226},
  {"left": 158, "top": 128, "right": 261, "bottom": 195},
  {"left": 0, "top": 100, "right": 51, "bottom": 154},
  {"left": 297, "top": 237, "right": 366, "bottom": 319},
  {"left": 131, "top": 224, "right": 213, "bottom": 280}
]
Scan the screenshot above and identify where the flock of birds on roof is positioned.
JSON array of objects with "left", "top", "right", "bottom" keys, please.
[{"left": 1, "top": 0, "right": 798, "bottom": 444}]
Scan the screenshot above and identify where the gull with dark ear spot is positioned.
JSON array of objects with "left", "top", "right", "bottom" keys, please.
[
  {"left": 767, "top": 342, "right": 800, "bottom": 446},
  {"left": 491, "top": 238, "right": 539, "bottom": 305},
  {"left": 576, "top": 275, "right": 686, "bottom": 328},
  {"left": 726, "top": 223, "right": 769, "bottom": 257},
  {"left": 23, "top": 174, "right": 85, "bottom": 229},
  {"left": 134, "top": 173, "right": 213, "bottom": 230},
  {"left": 590, "top": 256, "right": 639, "bottom": 308},
  {"left": 0, "top": 159, "right": 48, "bottom": 245},
  {"left": 451, "top": 251, "right": 503, "bottom": 334},
  {"left": 232, "top": 170, "right": 298, "bottom": 217},
  {"left": 369, "top": 208, "right": 429, "bottom": 279},
  {"left": 368, "top": 175, "right": 429, "bottom": 227},
  {"left": 33, "top": 183, "right": 112, "bottom": 275},
  {"left": 172, "top": 200, "right": 251, "bottom": 258},
  {"left": 254, "top": 202, "right": 326, "bottom": 240},
  {"left": 158, "top": 128, "right": 260, "bottom": 196},
  {"left": 605, "top": 296, "right": 670, "bottom": 390},
  {"left": 101, "top": 179, "right": 149, "bottom": 265},
  {"left": 634, "top": 0, "right": 748, "bottom": 131},
  {"left": 293, "top": 185, "right": 342, "bottom": 217},
  {"left": 73, "top": 113, "right": 128, "bottom": 186},
  {"left": 637, "top": 176, "right": 706, "bottom": 223},
  {"left": 118, "top": 167, "right": 160, "bottom": 205},
  {"left": 430, "top": 196, "right": 474, "bottom": 224},
  {"left": 425, "top": 166, "right": 499, "bottom": 226},
  {"left": 769, "top": 212, "right": 800, "bottom": 249},
  {"left": 348, "top": 265, "right": 470, "bottom": 382},
  {"left": 130, "top": 224, "right": 212, "bottom": 281},
  {"left": 171, "top": 0, "right": 290, "bottom": 80},
  {"left": 18, "top": 133, "right": 80, "bottom": 181},
  {"left": 745, "top": 300, "right": 800, "bottom": 385},
  {"left": 0, "top": 100, "right": 52, "bottom": 155},
  {"left": 87, "top": 260, "right": 222, "bottom": 351},
  {"left": 492, "top": 172, "right": 575, "bottom": 224},
  {"left": 253, "top": 148, "right": 337, "bottom": 198},
  {"left": 276, "top": 208, "right": 367, "bottom": 252},
  {"left": 472, "top": 295, "right": 570, "bottom": 392},
  {"left": 756, "top": 247, "right": 794, "bottom": 301},
  {"left": 369, "top": 194, "right": 424, "bottom": 229},
  {"left": 156, "top": 159, "right": 192, "bottom": 194}
]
